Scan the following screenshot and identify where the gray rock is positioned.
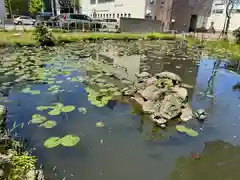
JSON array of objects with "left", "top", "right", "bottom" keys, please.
[
  {"left": 136, "top": 72, "right": 151, "bottom": 79},
  {"left": 159, "top": 94, "right": 182, "bottom": 120},
  {"left": 36, "top": 170, "right": 45, "bottom": 180},
  {"left": 146, "top": 77, "right": 157, "bottom": 86},
  {"left": 0, "top": 169, "right": 4, "bottom": 177},
  {"left": 172, "top": 87, "right": 188, "bottom": 101},
  {"left": 180, "top": 105, "right": 193, "bottom": 121},
  {"left": 194, "top": 109, "right": 208, "bottom": 120},
  {"left": 0, "top": 105, "right": 6, "bottom": 125},
  {"left": 155, "top": 72, "right": 182, "bottom": 83},
  {"left": 139, "top": 85, "right": 165, "bottom": 101}
]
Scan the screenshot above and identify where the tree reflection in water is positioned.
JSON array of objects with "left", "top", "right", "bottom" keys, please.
[{"left": 168, "top": 140, "right": 240, "bottom": 180}]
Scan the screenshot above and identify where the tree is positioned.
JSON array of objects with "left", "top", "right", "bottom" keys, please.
[
  {"left": 220, "top": 0, "right": 240, "bottom": 39},
  {"left": 29, "top": 0, "right": 44, "bottom": 15},
  {"left": 4, "top": 0, "right": 28, "bottom": 18}
]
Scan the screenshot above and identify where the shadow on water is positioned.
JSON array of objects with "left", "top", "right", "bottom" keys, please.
[{"left": 0, "top": 41, "right": 240, "bottom": 180}]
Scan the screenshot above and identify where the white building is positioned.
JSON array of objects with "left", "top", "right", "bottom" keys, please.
[
  {"left": 207, "top": 0, "right": 240, "bottom": 31},
  {"left": 0, "top": 0, "right": 5, "bottom": 23},
  {"left": 81, "top": 0, "right": 147, "bottom": 19}
]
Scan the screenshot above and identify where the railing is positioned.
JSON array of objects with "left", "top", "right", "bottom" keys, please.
[{"left": 0, "top": 19, "right": 120, "bottom": 33}]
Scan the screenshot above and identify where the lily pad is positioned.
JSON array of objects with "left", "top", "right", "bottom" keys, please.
[
  {"left": 40, "top": 120, "right": 57, "bottom": 128},
  {"left": 60, "top": 135, "right": 80, "bottom": 147},
  {"left": 176, "top": 125, "right": 199, "bottom": 137},
  {"left": 78, "top": 107, "right": 87, "bottom": 114},
  {"left": 44, "top": 137, "right": 61, "bottom": 148},
  {"left": 31, "top": 114, "right": 47, "bottom": 124},
  {"left": 48, "top": 109, "right": 61, "bottom": 116},
  {"left": 36, "top": 106, "right": 53, "bottom": 111},
  {"left": 61, "top": 106, "right": 75, "bottom": 113},
  {"left": 96, "top": 121, "right": 104, "bottom": 128}
]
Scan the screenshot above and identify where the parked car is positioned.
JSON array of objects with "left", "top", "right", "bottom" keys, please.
[
  {"left": 58, "top": 13, "right": 101, "bottom": 30},
  {"left": 101, "top": 19, "right": 119, "bottom": 30},
  {"left": 35, "top": 12, "right": 53, "bottom": 26},
  {"left": 14, "top": 16, "right": 35, "bottom": 25}
]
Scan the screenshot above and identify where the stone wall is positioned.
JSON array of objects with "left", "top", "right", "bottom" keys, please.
[{"left": 119, "top": 18, "right": 163, "bottom": 33}]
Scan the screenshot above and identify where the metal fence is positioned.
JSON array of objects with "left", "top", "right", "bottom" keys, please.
[{"left": 0, "top": 19, "right": 119, "bottom": 33}]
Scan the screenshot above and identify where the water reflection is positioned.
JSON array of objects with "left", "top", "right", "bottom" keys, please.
[
  {"left": 168, "top": 140, "right": 240, "bottom": 180},
  {"left": 0, "top": 41, "right": 239, "bottom": 180}
]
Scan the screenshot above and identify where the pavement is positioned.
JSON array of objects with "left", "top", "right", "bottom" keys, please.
[{"left": 0, "top": 24, "right": 34, "bottom": 30}]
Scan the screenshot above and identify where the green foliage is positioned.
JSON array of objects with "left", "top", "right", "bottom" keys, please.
[
  {"left": 233, "top": 27, "right": 240, "bottom": 44},
  {"left": 176, "top": 125, "right": 199, "bottom": 137},
  {"left": 5, "top": 0, "right": 28, "bottom": 15},
  {"left": 9, "top": 153, "right": 36, "bottom": 180},
  {"left": 44, "top": 135, "right": 80, "bottom": 148},
  {"left": 29, "top": 0, "right": 44, "bottom": 15},
  {"left": 34, "top": 25, "right": 55, "bottom": 46}
]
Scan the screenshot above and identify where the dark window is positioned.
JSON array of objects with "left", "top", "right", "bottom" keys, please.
[
  {"left": 128, "top": 13, "right": 131, "bottom": 17},
  {"left": 117, "top": 14, "right": 119, "bottom": 18},
  {"left": 154, "top": 16, "right": 157, "bottom": 20},
  {"left": 108, "top": 19, "right": 117, "bottom": 22},
  {"left": 106, "top": 14, "right": 108, "bottom": 18},
  {"left": 98, "top": 0, "right": 114, "bottom": 3},
  {"left": 120, "top": 14, "right": 123, "bottom": 17},
  {"left": 90, "top": 0, "right": 96, "bottom": 4},
  {"left": 124, "top": 13, "right": 127, "bottom": 17},
  {"left": 70, "top": 14, "right": 91, "bottom": 20},
  {"left": 212, "top": 9, "right": 223, "bottom": 13},
  {"left": 113, "top": 14, "right": 115, "bottom": 18}
]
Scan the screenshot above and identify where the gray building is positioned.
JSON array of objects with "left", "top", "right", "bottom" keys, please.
[{"left": 0, "top": 0, "right": 5, "bottom": 23}]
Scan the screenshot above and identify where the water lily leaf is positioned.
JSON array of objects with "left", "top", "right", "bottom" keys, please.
[
  {"left": 48, "top": 109, "right": 61, "bottom": 116},
  {"left": 44, "top": 137, "right": 61, "bottom": 148},
  {"left": 53, "top": 103, "right": 64, "bottom": 108},
  {"left": 22, "top": 88, "right": 31, "bottom": 93},
  {"left": 100, "top": 89, "right": 108, "bottom": 93},
  {"left": 40, "top": 120, "right": 57, "bottom": 128},
  {"left": 108, "top": 87, "right": 118, "bottom": 92},
  {"left": 56, "top": 80, "right": 63, "bottom": 84},
  {"left": 47, "top": 81, "right": 54, "bottom": 84},
  {"left": 113, "top": 91, "right": 121, "bottom": 96},
  {"left": 61, "top": 106, "right": 75, "bottom": 113},
  {"left": 31, "top": 90, "right": 41, "bottom": 95},
  {"left": 31, "top": 114, "right": 47, "bottom": 124},
  {"left": 60, "top": 135, "right": 80, "bottom": 147},
  {"left": 176, "top": 125, "right": 199, "bottom": 137},
  {"left": 78, "top": 107, "right": 87, "bottom": 114},
  {"left": 96, "top": 121, "right": 104, "bottom": 128},
  {"left": 36, "top": 106, "right": 50, "bottom": 111}
]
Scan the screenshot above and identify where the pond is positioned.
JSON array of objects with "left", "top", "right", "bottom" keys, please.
[{"left": 1, "top": 40, "right": 240, "bottom": 180}]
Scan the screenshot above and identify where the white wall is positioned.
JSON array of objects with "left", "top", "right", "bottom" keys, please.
[
  {"left": 0, "top": 0, "right": 5, "bottom": 23},
  {"left": 81, "top": 0, "right": 146, "bottom": 19},
  {"left": 207, "top": 13, "right": 240, "bottom": 31}
]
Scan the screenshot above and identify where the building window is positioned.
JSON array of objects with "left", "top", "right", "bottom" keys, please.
[
  {"left": 112, "top": 14, "right": 115, "bottom": 18},
  {"left": 121, "top": 13, "right": 123, "bottom": 17},
  {"left": 128, "top": 13, "right": 131, "bottom": 18},
  {"left": 124, "top": 13, "right": 127, "bottom": 17},
  {"left": 212, "top": 9, "right": 223, "bottom": 13},
  {"left": 154, "top": 16, "right": 157, "bottom": 20},
  {"left": 98, "top": 0, "right": 115, "bottom": 4},
  {"left": 117, "top": 14, "right": 119, "bottom": 18},
  {"left": 90, "top": 0, "right": 96, "bottom": 4},
  {"left": 103, "top": 14, "right": 105, "bottom": 18},
  {"left": 100, "top": 14, "right": 102, "bottom": 18},
  {"left": 160, "top": 0, "right": 164, "bottom": 4},
  {"left": 109, "top": 14, "right": 111, "bottom": 17},
  {"left": 106, "top": 14, "right": 108, "bottom": 18}
]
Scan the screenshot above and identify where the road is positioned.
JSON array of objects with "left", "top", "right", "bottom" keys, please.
[{"left": 0, "top": 24, "right": 34, "bottom": 30}]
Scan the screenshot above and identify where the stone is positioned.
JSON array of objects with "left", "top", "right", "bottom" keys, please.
[
  {"left": 146, "top": 77, "right": 157, "bottom": 86},
  {"left": 159, "top": 94, "right": 182, "bottom": 120},
  {"left": 0, "top": 169, "right": 4, "bottom": 177},
  {"left": 155, "top": 71, "right": 182, "bottom": 83},
  {"left": 36, "top": 170, "right": 45, "bottom": 180},
  {"left": 194, "top": 109, "right": 208, "bottom": 120},
  {"left": 151, "top": 114, "right": 167, "bottom": 124},
  {"left": 180, "top": 105, "right": 193, "bottom": 121},
  {"left": 136, "top": 72, "right": 151, "bottom": 79},
  {"left": 0, "top": 105, "right": 7, "bottom": 125},
  {"left": 172, "top": 87, "right": 188, "bottom": 101},
  {"left": 132, "top": 96, "right": 155, "bottom": 113}
]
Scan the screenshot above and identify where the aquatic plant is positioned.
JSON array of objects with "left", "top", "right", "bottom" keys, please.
[
  {"left": 78, "top": 107, "right": 87, "bottom": 114},
  {"left": 30, "top": 114, "right": 57, "bottom": 128},
  {"left": 44, "top": 135, "right": 80, "bottom": 148},
  {"left": 176, "top": 125, "right": 198, "bottom": 137},
  {"left": 22, "top": 87, "right": 40, "bottom": 95},
  {"left": 36, "top": 103, "right": 75, "bottom": 116},
  {"left": 34, "top": 25, "right": 55, "bottom": 46},
  {"left": 9, "top": 153, "right": 36, "bottom": 180},
  {"left": 96, "top": 121, "right": 104, "bottom": 128}
]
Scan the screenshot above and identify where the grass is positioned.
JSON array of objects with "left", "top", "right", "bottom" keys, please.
[
  {"left": 186, "top": 37, "right": 240, "bottom": 60},
  {"left": 0, "top": 30, "right": 177, "bottom": 47}
]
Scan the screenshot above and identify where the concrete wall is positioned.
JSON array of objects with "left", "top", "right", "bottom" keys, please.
[
  {"left": 0, "top": 0, "right": 5, "bottom": 23},
  {"left": 81, "top": 0, "right": 146, "bottom": 19},
  {"left": 120, "top": 18, "right": 163, "bottom": 33},
  {"left": 171, "top": 0, "right": 213, "bottom": 32}
]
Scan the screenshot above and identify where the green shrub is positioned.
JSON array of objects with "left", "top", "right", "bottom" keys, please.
[
  {"left": 233, "top": 27, "right": 240, "bottom": 44},
  {"left": 34, "top": 24, "right": 55, "bottom": 46}
]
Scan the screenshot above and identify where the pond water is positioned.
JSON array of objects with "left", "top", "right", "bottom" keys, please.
[{"left": 1, "top": 41, "right": 240, "bottom": 180}]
